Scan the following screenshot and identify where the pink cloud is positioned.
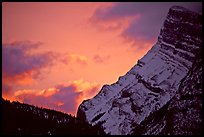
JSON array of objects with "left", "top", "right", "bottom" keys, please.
[
  {"left": 2, "top": 41, "right": 56, "bottom": 81},
  {"left": 60, "top": 53, "right": 88, "bottom": 66},
  {"left": 14, "top": 79, "right": 100, "bottom": 115},
  {"left": 90, "top": 2, "right": 201, "bottom": 47},
  {"left": 93, "top": 55, "right": 110, "bottom": 64},
  {"left": 2, "top": 41, "right": 93, "bottom": 104},
  {"left": 2, "top": 41, "right": 58, "bottom": 99}
]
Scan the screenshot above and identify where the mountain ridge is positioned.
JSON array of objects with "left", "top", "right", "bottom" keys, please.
[{"left": 77, "top": 5, "right": 202, "bottom": 135}]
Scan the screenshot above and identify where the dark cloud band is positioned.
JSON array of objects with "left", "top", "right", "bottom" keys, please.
[{"left": 91, "top": 2, "right": 201, "bottom": 46}]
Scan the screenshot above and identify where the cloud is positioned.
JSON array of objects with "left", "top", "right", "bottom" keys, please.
[
  {"left": 93, "top": 55, "right": 110, "bottom": 64},
  {"left": 2, "top": 41, "right": 96, "bottom": 115},
  {"left": 2, "top": 41, "right": 91, "bottom": 105},
  {"left": 69, "top": 54, "right": 88, "bottom": 65},
  {"left": 2, "top": 83, "right": 13, "bottom": 99},
  {"left": 14, "top": 79, "right": 100, "bottom": 115},
  {"left": 2, "top": 41, "right": 57, "bottom": 98},
  {"left": 89, "top": 3, "right": 135, "bottom": 31},
  {"left": 91, "top": 2, "right": 202, "bottom": 47},
  {"left": 2, "top": 41, "right": 56, "bottom": 82},
  {"left": 60, "top": 53, "right": 88, "bottom": 66},
  {"left": 71, "top": 78, "right": 100, "bottom": 99}
]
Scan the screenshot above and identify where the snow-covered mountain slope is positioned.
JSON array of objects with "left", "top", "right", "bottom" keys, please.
[
  {"left": 163, "top": 48, "right": 202, "bottom": 135},
  {"left": 77, "top": 6, "right": 202, "bottom": 135},
  {"left": 131, "top": 46, "right": 202, "bottom": 135}
]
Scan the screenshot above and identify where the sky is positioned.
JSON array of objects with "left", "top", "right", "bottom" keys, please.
[{"left": 2, "top": 2, "right": 201, "bottom": 115}]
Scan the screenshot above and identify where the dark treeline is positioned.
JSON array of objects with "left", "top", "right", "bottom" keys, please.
[{"left": 2, "top": 98, "right": 105, "bottom": 135}]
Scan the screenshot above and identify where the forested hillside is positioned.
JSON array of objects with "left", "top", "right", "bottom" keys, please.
[{"left": 2, "top": 98, "right": 105, "bottom": 135}]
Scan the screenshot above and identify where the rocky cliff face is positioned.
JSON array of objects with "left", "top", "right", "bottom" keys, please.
[
  {"left": 77, "top": 6, "right": 202, "bottom": 135},
  {"left": 163, "top": 48, "right": 202, "bottom": 135},
  {"left": 132, "top": 46, "right": 202, "bottom": 135}
]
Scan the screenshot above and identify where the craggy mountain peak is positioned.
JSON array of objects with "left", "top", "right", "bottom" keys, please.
[{"left": 77, "top": 5, "right": 202, "bottom": 135}]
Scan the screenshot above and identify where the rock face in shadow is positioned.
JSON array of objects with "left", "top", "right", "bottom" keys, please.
[
  {"left": 77, "top": 5, "right": 202, "bottom": 135},
  {"left": 163, "top": 49, "right": 202, "bottom": 135}
]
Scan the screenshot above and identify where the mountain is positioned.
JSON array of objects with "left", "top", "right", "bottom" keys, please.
[
  {"left": 163, "top": 46, "right": 202, "bottom": 135},
  {"left": 77, "top": 6, "right": 202, "bottom": 135},
  {"left": 2, "top": 98, "right": 105, "bottom": 135},
  {"left": 132, "top": 41, "right": 202, "bottom": 135}
]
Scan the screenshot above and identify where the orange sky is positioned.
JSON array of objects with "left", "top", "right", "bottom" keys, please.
[{"left": 2, "top": 2, "right": 155, "bottom": 115}]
